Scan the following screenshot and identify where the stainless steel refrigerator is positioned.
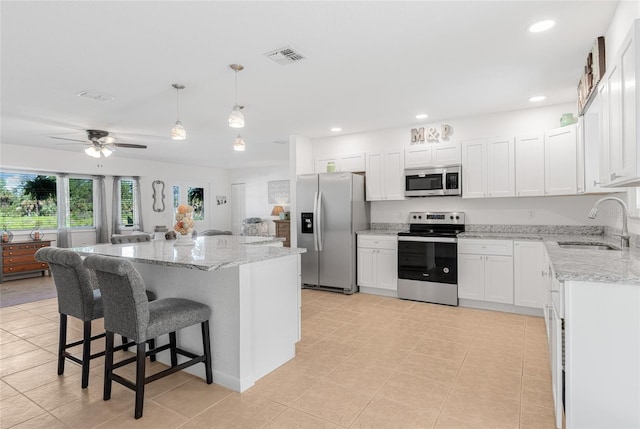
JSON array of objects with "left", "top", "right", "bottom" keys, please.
[{"left": 296, "top": 173, "right": 370, "bottom": 294}]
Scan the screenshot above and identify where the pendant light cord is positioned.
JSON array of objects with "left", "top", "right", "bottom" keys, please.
[
  {"left": 176, "top": 88, "right": 180, "bottom": 121},
  {"left": 234, "top": 70, "right": 238, "bottom": 106}
]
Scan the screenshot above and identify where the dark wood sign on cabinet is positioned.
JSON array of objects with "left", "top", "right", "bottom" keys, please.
[
  {"left": 274, "top": 220, "right": 290, "bottom": 247},
  {"left": 1, "top": 240, "right": 51, "bottom": 283}
]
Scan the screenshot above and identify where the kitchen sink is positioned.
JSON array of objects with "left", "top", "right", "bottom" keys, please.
[{"left": 557, "top": 242, "right": 618, "bottom": 250}]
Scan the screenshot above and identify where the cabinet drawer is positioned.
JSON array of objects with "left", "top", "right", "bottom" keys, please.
[
  {"left": 3, "top": 243, "right": 36, "bottom": 252},
  {"left": 3, "top": 254, "right": 38, "bottom": 265},
  {"left": 358, "top": 235, "right": 397, "bottom": 250},
  {"left": 3, "top": 248, "right": 37, "bottom": 257},
  {"left": 458, "top": 239, "right": 513, "bottom": 256},
  {"left": 3, "top": 262, "right": 48, "bottom": 274}
]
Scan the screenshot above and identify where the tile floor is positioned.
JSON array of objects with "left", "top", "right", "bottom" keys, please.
[{"left": 0, "top": 279, "right": 556, "bottom": 428}]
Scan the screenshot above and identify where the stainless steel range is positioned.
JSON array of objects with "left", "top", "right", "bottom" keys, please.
[{"left": 397, "top": 212, "right": 465, "bottom": 306}]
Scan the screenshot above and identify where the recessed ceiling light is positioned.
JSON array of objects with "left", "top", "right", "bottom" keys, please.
[
  {"left": 528, "top": 20, "right": 555, "bottom": 33},
  {"left": 416, "top": 114, "right": 428, "bottom": 120},
  {"left": 331, "top": 127, "right": 342, "bottom": 132},
  {"left": 529, "top": 95, "right": 546, "bottom": 102}
]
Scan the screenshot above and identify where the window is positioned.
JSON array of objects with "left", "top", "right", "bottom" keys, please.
[
  {"left": 0, "top": 172, "right": 57, "bottom": 229},
  {"left": 119, "top": 178, "right": 137, "bottom": 228},
  {"left": 69, "top": 177, "right": 94, "bottom": 227},
  {"left": 188, "top": 187, "right": 205, "bottom": 220},
  {"left": 173, "top": 185, "right": 180, "bottom": 210}
]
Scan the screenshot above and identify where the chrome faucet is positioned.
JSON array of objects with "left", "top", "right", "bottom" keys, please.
[{"left": 588, "top": 196, "right": 630, "bottom": 248}]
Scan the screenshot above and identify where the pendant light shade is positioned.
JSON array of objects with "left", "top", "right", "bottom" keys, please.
[
  {"left": 233, "top": 135, "right": 246, "bottom": 152},
  {"left": 228, "top": 64, "right": 245, "bottom": 129},
  {"left": 84, "top": 146, "right": 113, "bottom": 158},
  {"left": 171, "top": 84, "right": 186, "bottom": 140}
]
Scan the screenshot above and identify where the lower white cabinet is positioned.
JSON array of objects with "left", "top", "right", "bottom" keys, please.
[
  {"left": 458, "top": 239, "right": 513, "bottom": 304},
  {"left": 513, "top": 241, "right": 545, "bottom": 308},
  {"left": 357, "top": 235, "right": 397, "bottom": 295}
]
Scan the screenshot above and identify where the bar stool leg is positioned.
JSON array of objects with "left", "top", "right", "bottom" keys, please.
[
  {"left": 58, "top": 314, "right": 67, "bottom": 376},
  {"left": 104, "top": 331, "right": 114, "bottom": 401},
  {"left": 148, "top": 339, "right": 156, "bottom": 362},
  {"left": 169, "top": 332, "right": 178, "bottom": 367},
  {"left": 201, "top": 321, "right": 213, "bottom": 384},
  {"left": 134, "top": 343, "right": 146, "bottom": 419},
  {"left": 81, "top": 320, "right": 92, "bottom": 388}
]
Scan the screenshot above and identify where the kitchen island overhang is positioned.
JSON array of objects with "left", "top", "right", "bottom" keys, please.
[{"left": 73, "top": 236, "right": 306, "bottom": 392}]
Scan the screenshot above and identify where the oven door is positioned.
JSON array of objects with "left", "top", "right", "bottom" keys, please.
[
  {"left": 404, "top": 170, "right": 445, "bottom": 197},
  {"left": 397, "top": 237, "right": 458, "bottom": 284}
]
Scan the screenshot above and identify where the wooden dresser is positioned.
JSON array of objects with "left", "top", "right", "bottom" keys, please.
[
  {"left": 1, "top": 240, "right": 51, "bottom": 283},
  {"left": 273, "top": 220, "right": 291, "bottom": 247}
]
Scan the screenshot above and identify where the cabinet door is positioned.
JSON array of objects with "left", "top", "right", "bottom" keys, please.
[
  {"left": 599, "top": 79, "right": 612, "bottom": 186},
  {"left": 487, "top": 136, "right": 515, "bottom": 198},
  {"left": 458, "top": 253, "right": 484, "bottom": 300},
  {"left": 384, "top": 151, "right": 405, "bottom": 200},
  {"left": 365, "top": 153, "right": 384, "bottom": 201},
  {"left": 576, "top": 117, "right": 586, "bottom": 194},
  {"left": 315, "top": 158, "right": 337, "bottom": 173},
  {"left": 376, "top": 249, "right": 398, "bottom": 291},
  {"left": 461, "top": 139, "right": 487, "bottom": 198},
  {"left": 357, "top": 248, "right": 376, "bottom": 287},
  {"left": 514, "top": 241, "right": 545, "bottom": 308},
  {"left": 404, "top": 146, "right": 432, "bottom": 169},
  {"left": 484, "top": 255, "right": 514, "bottom": 304},
  {"left": 607, "top": 62, "right": 624, "bottom": 183},
  {"left": 515, "top": 134, "right": 545, "bottom": 197},
  {"left": 619, "top": 33, "right": 637, "bottom": 182},
  {"left": 545, "top": 125, "right": 577, "bottom": 196},
  {"left": 339, "top": 153, "right": 366, "bottom": 172},
  {"left": 432, "top": 142, "right": 461, "bottom": 166},
  {"left": 550, "top": 305, "right": 563, "bottom": 429}
]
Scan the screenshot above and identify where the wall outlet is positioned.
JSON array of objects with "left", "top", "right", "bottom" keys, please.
[{"left": 528, "top": 210, "right": 536, "bottom": 219}]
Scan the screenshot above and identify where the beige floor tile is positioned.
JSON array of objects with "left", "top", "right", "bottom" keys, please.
[
  {"left": 287, "top": 350, "right": 348, "bottom": 380},
  {"left": 181, "top": 392, "right": 286, "bottom": 429},
  {"left": 440, "top": 385, "right": 520, "bottom": 429},
  {"left": 519, "top": 402, "right": 557, "bottom": 429},
  {"left": 302, "top": 336, "right": 367, "bottom": 360},
  {"left": 376, "top": 371, "right": 450, "bottom": 412},
  {"left": 366, "top": 330, "right": 423, "bottom": 351},
  {"left": 0, "top": 394, "right": 47, "bottom": 428},
  {"left": 297, "top": 327, "right": 327, "bottom": 349},
  {"left": 0, "top": 328, "right": 22, "bottom": 345},
  {"left": 0, "top": 348, "right": 56, "bottom": 377},
  {"left": 399, "top": 351, "right": 461, "bottom": 384},
  {"left": 22, "top": 373, "right": 91, "bottom": 411},
  {"left": 521, "top": 376, "right": 554, "bottom": 409},
  {"left": 0, "top": 338, "right": 41, "bottom": 360},
  {"left": 291, "top": 380, "right": 371, "bottom": 427},
  {"left": 302, "top": 317, "right": 347, "bottom": 334},
  {"left": 10, "top": 321, "right": 58, "bottom": 340},
  {"left": 454, "top": 361, "right": 522, "bottom": 402},
  {"left": 0, "top": 379, "right": 20, "bottom": 400},
  {"left": 347, "top": 343, "right": 411, "bottom": 370},
  {"left": 248, "top": 364, "right": 318, "bottom": 406},
  {"left": 351, "top": 396, "right": 438, "bottom": 429},
  {"left": 153, "top": 379, "right": 233, "bottom": 418},
  {"left": 15, "top": 298, "right": 57, "bottom": 311},
  {"left": 414, "top": 337, "right": 469, "bottom": 364},
  {"left": 524, "top": 356, "right": 551, "bottom": 380},
  {"left": 0, "top": 310, "right": 34, "bottom": 323},
  {"left": 324, "top": 360, "right": 394, "bottom": 397},
  {"left": 95, "top": 400, "right": 188, "bottom": 429},
  {"left": 1, "top": 315, "right": 52, "bottom": 332},
  {"left": 263, "top": 407, "right": 339, "bottom": 429},
  {"left": 434, "top": 415, "right": 478, "bottom": 428},
  {"left": 2, "top": 359, "right": 82, "bottom": 392},
  {"left": 9, "top": 412, "right": 69, "bottom": 429},
  {"left": 464, "top": 348, "right": 523, "bottom": 374}
]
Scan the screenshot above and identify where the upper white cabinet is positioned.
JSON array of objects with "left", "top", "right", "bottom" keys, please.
[
  {"left": 404, "top": 142, "right": 460, "bottom": 169},
  {"left": 315, "top": 153, "right": 365, "bottom": 173},
  {"left": 545, "top": 125, "right": 577, "bottom": 196},
  {"left": 462, "top": 137, "right": 515, "bottom": 199},
  {"left": 601, "top": 19, "right": 639, "bottom": 187},
  {"left": 516, "top": 134, "right": 545, "bottom": 197},
  {"left": 365, "top": 151, "right": 404, "bottom": 201}
]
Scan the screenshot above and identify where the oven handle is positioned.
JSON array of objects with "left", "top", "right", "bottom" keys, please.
[{"left": 398, "top": 236, "right": 457, "bottom": 243}]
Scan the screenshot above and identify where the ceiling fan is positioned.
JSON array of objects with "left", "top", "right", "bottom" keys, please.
[{"left": 50, "top": 129, "right": 147, "bottom": 158}]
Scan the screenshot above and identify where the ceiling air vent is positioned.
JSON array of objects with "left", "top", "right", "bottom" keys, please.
[
  {"left": 264, "top": 46, "right": 306, "bottom": 65},
  {"left": 75, "top": 90, "right": 115, "bottom": 102}
]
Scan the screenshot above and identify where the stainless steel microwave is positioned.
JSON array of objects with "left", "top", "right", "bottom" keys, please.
[{"left": 404, "top": 166, "right": 461, "bottom": 197}]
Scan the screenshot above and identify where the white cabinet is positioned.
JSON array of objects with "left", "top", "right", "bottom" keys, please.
[
  {"left": 458, "top": 239, "right": 513, "bottom": 304},
  {"left": 404, "top": 142, "right": 460, "bottom": 169},
  {"left": 515, "top": 134, "right": 545, "bottom": 197},
  {"left": 545, "top": 125, "right": 577, "bottom": 196},
  {"left": 462, "top": 137, "right": 515, "bottom": 198},
  {"left": 513, "top": 241, "right": 545, "bottom": 308},
  {"left": 357, "top": 235, "right": 398, "bottom": 296},
  {"left": 365, "top": 151, "right": 404, "bottom": 201},
  {"left": 315, "top": 153, "right": 365, "bottom": 173},
  {"left": 601, "top": 19, "right": 639, "bottom": 187}
]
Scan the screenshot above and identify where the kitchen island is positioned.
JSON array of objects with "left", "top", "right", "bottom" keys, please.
[{"left": 74, "top": 235, "right": 306, "bottom": 392}]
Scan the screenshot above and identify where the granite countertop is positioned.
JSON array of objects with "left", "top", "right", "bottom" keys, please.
[{"left": 73, "top": 235, "right": 306, "bottom": 272}]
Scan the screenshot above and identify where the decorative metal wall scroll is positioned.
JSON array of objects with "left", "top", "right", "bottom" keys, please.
[
  {"left": 152, "top": 180, "right": 166, "bottom": 212},
  {"left": 410, "top": 124, "right": 453, "bottom": 144}
]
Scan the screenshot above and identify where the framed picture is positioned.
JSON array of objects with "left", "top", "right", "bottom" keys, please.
[{"left": 267, "top": 180, "right": 290, "bottom": 204}]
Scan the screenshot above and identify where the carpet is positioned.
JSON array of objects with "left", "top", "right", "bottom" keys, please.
[{"left": 0, "top": 275, "right": 57, "bottom": 308}]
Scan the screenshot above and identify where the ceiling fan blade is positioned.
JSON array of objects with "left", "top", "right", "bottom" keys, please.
[
  {"left": 112, "top": 143, "right": 147, "bottom": 149},
  {"left": 50, "top": 136, "right": 87, "bottom": 143}
]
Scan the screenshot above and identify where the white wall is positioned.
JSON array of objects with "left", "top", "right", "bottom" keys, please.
[
  {"left": 229, "top": 165, "right": 289, "bottom": 235},
  {"left": 0, "top": 143, "right": 231, "bottom": 245}
]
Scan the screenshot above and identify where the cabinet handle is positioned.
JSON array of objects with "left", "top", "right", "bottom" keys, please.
[
  {"left": 611, "top": 173, "right": 622, "bottom": 180},
  {"left": 593, "top": 180, "right": 601, "bottom": 186}
]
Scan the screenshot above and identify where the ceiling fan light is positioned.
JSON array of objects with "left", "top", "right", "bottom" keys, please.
[
  {"left": 228, "top": 106, "right": 245, "bottom": 128},
  {"left": 171, "top": 120, "right": 187, "bottom": 140},
  {"left": 84, "top": 146, "right": 101, "bottom": 158},
  {"left": 101, "top": 147, "right": 113, "bottom": 157},
  {"left": 233, "top": 135, "right": 246, "bottom": 152}
]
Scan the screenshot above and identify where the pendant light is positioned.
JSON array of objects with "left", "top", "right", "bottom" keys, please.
[
  {"left": 171, "top": 83, "right": 186, "bottom": 140},
  {"left": 233, "top": 135, "right": 246, "bottom": 152},
  {"left": 228, "top": 64, "right": 245, "bottom": 128},
  {"left": 84, "top": 145, "right": 113, "bottom": 158}
]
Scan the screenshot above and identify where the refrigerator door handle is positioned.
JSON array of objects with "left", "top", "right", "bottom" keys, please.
[
  {"left": 313, "top": 191, "right": 319, "bottom": 251},
  {"left": 317, "top": 191, "right": 323, "bottom": 251}
]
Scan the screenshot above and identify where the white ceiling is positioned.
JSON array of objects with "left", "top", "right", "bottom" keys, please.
[{"left": 1, "top": 1, "right": 618, "bottom": 170}]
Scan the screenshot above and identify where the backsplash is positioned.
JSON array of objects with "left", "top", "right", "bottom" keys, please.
[
  {"left": 465, "top": 224, "right": 604, "bottom": 235},
  {"left": 370, "top": 222, "right": 409, "bottom": 231}
]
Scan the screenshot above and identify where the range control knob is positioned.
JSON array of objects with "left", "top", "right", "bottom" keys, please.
[
  {"left": 456, "top": 216, "right": 460, "bottom": 220},
  {"left": 450, "top": 216, "right": 454, "bottom": 219},
  {"left": 413, "top": 215, "right": 417, "bottom": 219},
  {"left": 418, "top": 215, "right": 422, "bottom": 219},
  {"left": 443, "top": 267, "right": 450, "bottom": 274}
]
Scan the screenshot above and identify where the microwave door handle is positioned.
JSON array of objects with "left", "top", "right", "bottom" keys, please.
[{"left": 313, "top": 191, "right": 319, "bottom": 251}]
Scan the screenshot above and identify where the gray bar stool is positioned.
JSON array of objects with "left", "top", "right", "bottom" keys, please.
[
  {"left": 83, "top": 254, "right": 213, "bottom": 419},
  {"left": 35, "top": 247, "right": 156, "bottom": 389}
]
